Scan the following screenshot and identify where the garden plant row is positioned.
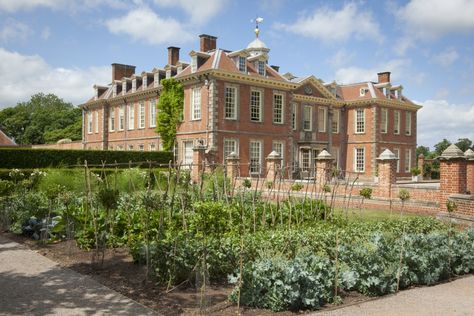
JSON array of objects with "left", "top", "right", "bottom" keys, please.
[{"left": 0, "top": 167, "right": 472, "bottom": 312}]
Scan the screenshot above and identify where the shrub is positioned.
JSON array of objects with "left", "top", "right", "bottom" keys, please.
[{"left": 0, "top": 148, "right": 173, "bottom": 169}]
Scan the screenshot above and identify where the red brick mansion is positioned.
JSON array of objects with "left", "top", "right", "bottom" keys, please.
[{"left": 81, "top": 31, "right": 420, "bottom": 180}]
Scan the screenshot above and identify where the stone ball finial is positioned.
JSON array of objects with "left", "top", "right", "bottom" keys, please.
[
  {"left": 418, "top": 153, "right": 425, "bottom": 159},
  {"left": 377, "top": 149, "right": 397, "bottom": 160},
  {"left": 316, "top": 149, "right": 333, "bottom": 160},
  {"left": 440, "top": 144, "right": 464, "bottom": 160}
]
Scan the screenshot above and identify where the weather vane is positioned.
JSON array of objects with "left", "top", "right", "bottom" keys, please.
[{"left": 251, "top": 16, "right": 264, "bottom": 38}]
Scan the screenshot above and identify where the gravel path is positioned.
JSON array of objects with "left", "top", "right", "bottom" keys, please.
[
  {"left": 314, "top": 275, "right": 474, "bottom": 316},
  {"left": 0, "top": 235, "right": 159, "bottom": 316}
]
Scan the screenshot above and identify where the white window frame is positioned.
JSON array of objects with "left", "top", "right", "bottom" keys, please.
[
  {"left": 394, "top": 110, "right": 400, "bottom": 135},
  {"left": 139, "top": 144, "right": 144, "bottom": 151},
  {"left": 138, "top": 102, "right": 145, "bottom": 129},
  {"left": 405, "top": 111, "right": 412, "bottom": 136},
  {"left": 191, "top": 87, "right": 201, "bottom": 120},
  {"left": 405, "top": 149, "right": 412, "bottom": 172},
  {"left": 109, "top": 109, "right": 115, "bottom": 132},
  {"left": 223, "top": 138, "right": 239, "bottom": 162},
  {"left": 354, "top": 147, "right": 365, "bottom": 173},
  {"left": 191, "top": 56, "right": 197, "bottom": 73},
  {"left": 94, "top": 111, "right": 99, "bottom": 133},
  {"left": 250, "top": 89, "right": 262, "bottom": 122},
  {"left": 303, "top": 105, "right": 312, "bottom": 131},
  {"left": 257, "top": 61, "right": 265, "bottom": 76},
  {"left": 87, "top": 112, "right": 93, "bottom": 134},
  {"left": 127, "top": 104, "right": 135, "bottom": 130},
  {"left": 118, "top": 106, "right": 125, "bottom": 131},
  {"left": 149, "top": 143, "right": 156, "bottom": 151},
  {"left": 355, "top": 109, "right": 365, "bottom": 134},
  {"left": 128, "top": 144, "right": 134, "bottom": 151},
  {"left": 272, "top": 93, "right": 284, "bottom": 124},
  {"left": 183, "top": 140, "right": 194, "bottom": 168},
  {"left": 394, "top": 148, "right": 400, "bottom": 172},
  {"left": 238, "top": 56, "right": 247, "bottom": 73},
  {"left": 249, "top": 140, "right": 263, "bottom": 174},
  {"left": 149, "top": 99, "right": 157, "bottom": 128},
  {"left": 292, "top": 103, "right": 297, "bottom": 130},
  {"left": 381, "top": 108, "right": 388, "bottom": 134},
  {"left": 318, "top": 107, "right": 327, "bottom": 132},
  {"left": 224, "top": 85, "right": 237, "bottom": 120},
  {"left": 272, "top": 141, "right": 284, "bottom": 167},
  {"left": 332, "top": 109, "right": 340, "bottom": 134}
]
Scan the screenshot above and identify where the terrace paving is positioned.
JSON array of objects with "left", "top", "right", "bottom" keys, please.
[{"left": 0, "top": 235, "right": 159, "bottom": 316}]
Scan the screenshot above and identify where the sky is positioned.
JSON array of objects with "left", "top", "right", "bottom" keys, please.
[{"left": 0, "top": 0, "right": 473, "bottom": 148}]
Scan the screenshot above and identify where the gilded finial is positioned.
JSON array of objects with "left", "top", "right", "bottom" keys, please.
[{"left": 252, "top": 16, "right": 264, "bottom": 38}]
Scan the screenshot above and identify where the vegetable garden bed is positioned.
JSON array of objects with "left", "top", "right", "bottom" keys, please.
[{"left": 0, "top": 167, "right": 472, "bottom": 314}]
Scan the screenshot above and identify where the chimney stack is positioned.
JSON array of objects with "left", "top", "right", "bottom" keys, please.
[
  {"left": 199, "top": 34, "right": 217, "bottom": 52},
  {"left": 167, "top": 47, "right": 180, "bottom": 66},
  {"left": 111, "top": 63, "right": 136, "bottom": 82},
  {"left": 377, "top": 71, "right": 391, "bottom": 83}
]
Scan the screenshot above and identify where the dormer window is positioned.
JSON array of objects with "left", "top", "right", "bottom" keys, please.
[
  {"left": 132, "top": 79, "right": 136, "bottom": 93},
  {"left": 359, "top": 88, "right": 366, "bottom": 97},
  {"left": 257, "top": 60, "right": 265, "bottom": 76},
  {"left": 191, "top": 56, "right": 198, "bottom": 73},
  {"left": 154, "top": 73, "right": 159, "bottom": 87},
  {"left": 143, "top": 76, "right": 147, "bottom": 89},
  {"left": 166, "top": 69, "right": 171, "bottom": 79},
  {"left": 238, "top": 56, "right": 246, "bottom": 73},
  {"left": 122, "top": 81, "right": 127, "bottom": 95},
  {"left": 113, "top": 84, "right": 117, "bottom": 97}
]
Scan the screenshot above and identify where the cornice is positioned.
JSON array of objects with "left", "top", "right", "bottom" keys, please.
[
  {"left": 346, "top": 98, "right": 422, "bottom": 110},
  {"left": 80, "top": 87, "right": 161, "bottom": 108},
  {"left": 293, "top": 94, "right": 344, "bottom": 106}
]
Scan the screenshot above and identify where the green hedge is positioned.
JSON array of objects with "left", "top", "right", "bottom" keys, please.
[{"left": 0, "top": 148, "right": 173, "bottom": 169}]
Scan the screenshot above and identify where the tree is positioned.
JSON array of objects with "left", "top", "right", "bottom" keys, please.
[
  {"left": 416, "top": 146, "right": 430, "bottom": 157},
  {"left": 455, "top": 138, "right": 473, "bottom": 152},
  {"left": 434, "top": 139, "right": 451, "bottom": 156},
  {"left": 0, "top": 93, "right": 81, "bottom": 144},
  {"left": 156, "top": 78, "right": 184, "bottom": 151}
]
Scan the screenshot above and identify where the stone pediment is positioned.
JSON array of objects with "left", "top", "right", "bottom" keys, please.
[{"left": 292, "top": 76, "right": 335, "bottom": 100}]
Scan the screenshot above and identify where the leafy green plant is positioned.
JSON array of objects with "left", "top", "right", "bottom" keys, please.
[
  {"left": 156, "top": 78, "right": 184, "bottom": 151},
  {"left": 410, "top": 167, "right": 421, "bottom": 176},
  {"left": 291, "top": 183, "right": 304, "bottom": 191}
]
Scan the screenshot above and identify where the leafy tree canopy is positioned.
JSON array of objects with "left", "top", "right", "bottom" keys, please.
[
  {"left": 0, "top": 93, "right": 81, "bottom": 145},
  {"left": 156, "top": 78, "right": 184, "bottom": 151},
  {"left": 416, "top": 146, "right": 430, "bottom": 158},
  {"left": 455, "top": 138, "right": 473, "bottom": 152}
]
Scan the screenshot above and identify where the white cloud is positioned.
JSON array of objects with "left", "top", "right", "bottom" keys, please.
[
  {"left": 327, "top": 49, "right": 354, "bottom": 68},
  {"left": 418, "top": 99, "right": 474, "bottom": 147},
  {"left": 0, "top": 18, "right": 32, "bottom": 43},
  {"left": 0, "top": 0, "right": 59, "bottom": 12},
  {"left": 153, "top": 0, "right": 228, "bottom": 25},
  {"left": 274, "top": 3, "right": 382, "bottom": 42},
  {"left": 105, "top": 7, "right": 193, "bottom": 45},
  {"left": 397, "top": 0, "right": 474, "bottom": 38},
  {"left": 431, "top": 48, "right": 459, "bottom": 67},
  {"left": 334, "top": 59, "right": 409, "bottom": 84},
  {"left": 40, "top": 27, "right": 51, "bottom": 40},
  {"left": 0, "top": 48, "right": 109, "bottom": 108}
]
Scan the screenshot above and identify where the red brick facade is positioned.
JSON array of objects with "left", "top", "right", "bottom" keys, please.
[{"left": 81, "top": 33, "right": 420, "bottom": 180}]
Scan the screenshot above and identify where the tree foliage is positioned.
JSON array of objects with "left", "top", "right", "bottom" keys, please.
[
  {"left": 455, "top": 138, "right": 473, "bottom": 152},
  {"left": 0, "top": 93, "right": 81, "bottom": 144},
  {"left": 156, "top": 78, "right": 184, "bottom": 151},
  {"left": 434, "top": 139, "right": 452, "bottom": 156}
]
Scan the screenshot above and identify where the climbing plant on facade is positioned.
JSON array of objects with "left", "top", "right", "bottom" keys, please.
[{"left": 156, "top": 78, "right": 184, "bottom": 151}]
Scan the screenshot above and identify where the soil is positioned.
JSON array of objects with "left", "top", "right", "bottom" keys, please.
[{"left": 2, "top": 233, "right": 372, "bottom": 315}]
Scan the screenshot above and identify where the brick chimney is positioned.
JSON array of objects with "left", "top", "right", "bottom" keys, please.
[
  {"left": 199, "top": 34, "right": 217, "bottom": 52},
  {"left": 167, "top": 47, "right": 180, "bottom": 66},
  {"left": 377, "top": 71, "right": 391, "bottom": 83},
  {"left": 112, "top": 63, "right": 136, "bottom": 81}
]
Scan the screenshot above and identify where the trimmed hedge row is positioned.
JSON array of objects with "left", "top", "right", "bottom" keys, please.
[{"left": 0, "top": 148, "right": 173, "bottom": 169}]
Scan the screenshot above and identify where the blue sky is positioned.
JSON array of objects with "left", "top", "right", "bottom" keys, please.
[{"left": 1, "top": 0, "right": 473, "bottom": 148}]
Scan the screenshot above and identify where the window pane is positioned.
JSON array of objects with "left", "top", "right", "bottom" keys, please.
[
  {"left": 192, "top": 88, "right": 201, "bottom": 120},
  {"left": 273, "top": 94, "right": 283, "bottom": 124},
  {"left": 318, "top": 107, "right": 326, "bottom": 132},
  {"left": 225, "top": 87, "right": 236, "bottom": 119},
  {"left": 250, "top": 90, "right": 261, "bottom": 122},
  {"left": 356, "top": 109, "right": 365, "bottom": 133},
  {"left": 249, "top": 141, "right": 262, "bottom": 174}
]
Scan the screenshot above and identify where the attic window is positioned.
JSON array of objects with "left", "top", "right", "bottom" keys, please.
[
  {"left": 359, "top": 88, "right": 366, "bottom": 97},
  {"left": 238, "top": 56, "right": 246, "bottom": 73},
  {"left": 191, "top": 56, "right": 198, "bottom": 73},
  {"left": 257, "top": 60, "right": 265, "bottom": 76},
  {"left": 132, "top": 79, "right": 136, "bottom": 93},
  {"left": 143, "top": 76, "right": 147, "bottom": 88}
]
